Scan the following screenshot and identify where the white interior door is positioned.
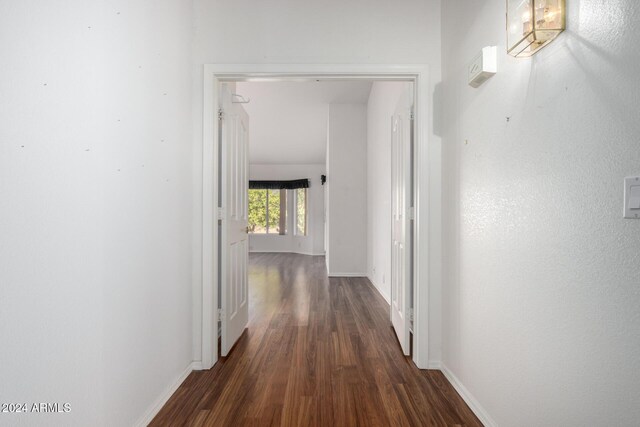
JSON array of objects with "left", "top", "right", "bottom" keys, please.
[
  {"left": 391, "top": 88, "right": 413, "bottom": 355},
  {"left": 220, "top": 84, "right": 249, "bottom": 356}
]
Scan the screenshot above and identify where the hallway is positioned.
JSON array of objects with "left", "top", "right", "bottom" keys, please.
[{"left": 151, "top": 253, "right": 481, "bottom": 426}]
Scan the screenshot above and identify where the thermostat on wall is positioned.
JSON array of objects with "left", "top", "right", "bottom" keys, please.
[{"left": 468, "top": 46, "right": 497, "bottom": 88}]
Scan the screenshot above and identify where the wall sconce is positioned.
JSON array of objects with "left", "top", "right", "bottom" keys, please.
[{"left": 507, "top": 0, "right": 565, "bottom": 57}]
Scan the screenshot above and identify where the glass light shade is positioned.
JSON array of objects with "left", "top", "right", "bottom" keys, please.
[{"left": 507, "top": 0, "right": 565, "bottom": 57}]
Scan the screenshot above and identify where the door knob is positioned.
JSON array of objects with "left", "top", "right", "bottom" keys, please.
[{"left": 245, "top": 226, "right": 250, "bottom": 233}]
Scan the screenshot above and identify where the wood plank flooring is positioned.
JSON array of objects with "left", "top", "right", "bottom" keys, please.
[{"left": 150, "top": 253, "right": 482, "bottom": 426}]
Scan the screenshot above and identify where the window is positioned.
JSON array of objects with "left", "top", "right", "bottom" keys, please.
[
  {"left": 248, "top": 189, "right": 286, "bottom": 234},
  {"left": 248, "top": 178, "right": 308, "bottom": 236},
  {"left": 295, "top": 188, "right": 307, "bottom": 236}
]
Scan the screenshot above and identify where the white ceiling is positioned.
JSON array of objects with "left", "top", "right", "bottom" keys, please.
[{"left": 236, "top": 81, "right": 373, "bottom": 164}]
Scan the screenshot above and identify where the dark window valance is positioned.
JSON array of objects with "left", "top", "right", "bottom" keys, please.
[{"left": 249, "top": 179, "right": 309, "bottom": 190}]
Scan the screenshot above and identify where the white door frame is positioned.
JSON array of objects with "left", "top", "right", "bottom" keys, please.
[{"left": 200, "top": 64, "right": 435, "bottom": 370}]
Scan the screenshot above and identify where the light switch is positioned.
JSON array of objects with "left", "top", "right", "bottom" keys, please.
[
  {"left": 630, "top": 191, "right": 640, "bottom": 210},
  {"left": 624, "top": 177, "right": 640, "bottom": 219}
]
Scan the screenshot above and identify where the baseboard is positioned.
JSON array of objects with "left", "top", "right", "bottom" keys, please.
[
  {"left": 249, "top": 249, "right": 325, "bottom": 256},
  {"left": 328, "top": 272, "right": 367, "bottom": 277},
  {"left": 191, "top": 361, "right": 203, "bottom": 371},
  {"left": 427, "top": 360, "right": 442, "bottom": 370},
  {"left": 439, "top": 362, "right": 497, "bottom": 427},
  {"left": 134, "top": 361, "right": 197, "bottom": 427},
  {"left": 366, "top": 276, "right": 390, "bottom": 304}
]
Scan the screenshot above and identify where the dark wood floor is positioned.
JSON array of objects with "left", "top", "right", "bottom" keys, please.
[{"left": 151, "top": 253, "right": 482, "bottom": 426}]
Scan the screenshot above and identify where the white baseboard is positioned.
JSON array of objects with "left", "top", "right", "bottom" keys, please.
[
  {"left": 328, "top": 272, "right": 367, "bottom": 277},
  {"left": 439, "top": 362, "right": 497, "bottom": 427},
  {"left": 134, "top": 361, "right": 197, "bottom": 427},
  {"left": 366, "top": 276, "right": 390, "bottom": 304},
  {"left": 427, "top": 360, "right": 442, "bottom": 370},
  {"left": 249, "top": 249, "right": 325, "bottom": 256}
]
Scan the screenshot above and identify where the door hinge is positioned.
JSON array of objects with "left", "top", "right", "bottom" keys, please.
[
  {"left": 217, "top": 308, "right": 223, "bottom": 322},
  {"left": 218, "top": 109, "right": 224, "bottom": 120},
  {"left": 409, "top": 308, "right": 414, "bottom": 322},
  {"left": 218, "top": 207, "right": 224, "bottom": 220},
  {"left": 410, "top": 109, "right": 415, "bottom": 121}
]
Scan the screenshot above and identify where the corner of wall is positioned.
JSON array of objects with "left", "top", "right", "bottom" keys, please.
[
  {"left": 439, "top": 363, "right": 497, "bottom": 427},
  {"left": 367, "top": 275, "right": 391, "bottom": 305},
  {"left": 134, "top": 362, "right": 198, "bottom": 427}
]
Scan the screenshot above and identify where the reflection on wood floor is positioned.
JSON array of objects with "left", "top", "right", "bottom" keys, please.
[{"left": 151, "top": 253, "right": 482, "bottom": 426}]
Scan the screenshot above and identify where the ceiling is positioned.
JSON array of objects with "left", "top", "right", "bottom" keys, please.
[{"left": 235, "top": 81, "right": 373, "bottom": 165}]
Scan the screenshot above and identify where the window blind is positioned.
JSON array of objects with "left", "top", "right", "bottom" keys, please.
[{"left": 249, "top": 179, "right": 309, "bottom": 190}]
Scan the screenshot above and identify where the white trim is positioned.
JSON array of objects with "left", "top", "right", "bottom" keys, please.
[
  {"left": 412, "top": 67, "right": 431, "bottom": 369},
  {"left": 427, "top": 360, "right": 442, "bottom": 370},
  {"left": 439, "top": 363, "right": 498, "bottom": 427},
  {"left": 134, "top": 362, "right": 197, "bottom": 427},
  {"left": 366, "top": 276, "right": 391, "bottom": 304},
  {"left": 249, "top": 249, "right": 325, "bottom": 256},
  {"left": 328, "top": 272, "right": 367, "bottom": 277},
  {"left": 201, "top": 66, "right": 218, "bottom": 370},
  {"left": 201, "top": 63, "right": 435, "bottom": 372},
  {"left": 208, "top": 64, "right": 421, "bottom": 80}
]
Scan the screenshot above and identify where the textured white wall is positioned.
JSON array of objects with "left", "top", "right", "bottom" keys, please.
[
  {"left": 366, "top": 82, "right": 413, "bottom": 302},
  {"left": 441, "top": 0, "right": 640, "bottom": 425},
  {"left": 248, "top": 164, "right": 326, "bottom": 256},
  {"left": 193, "top": 0, "right": 441, "bottom": 65},
  {"left": 0, "top": 1, "right": 194, "bottom": 426},
  {"left": 326, "top": 104, "right": 368, "bottom": 276}
]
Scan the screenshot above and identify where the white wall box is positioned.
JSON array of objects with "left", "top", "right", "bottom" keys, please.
[{"left": 468, "top": 46, "right": 497, "bottom": 88}]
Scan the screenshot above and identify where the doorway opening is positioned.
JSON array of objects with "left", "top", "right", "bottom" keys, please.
[{"left": 200, "top": 65, "right": 432, "bottom": 371}]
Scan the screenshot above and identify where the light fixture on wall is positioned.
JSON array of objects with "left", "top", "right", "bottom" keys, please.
[{"left": 507, "top": 0, "right": 565, "bottom": 57}]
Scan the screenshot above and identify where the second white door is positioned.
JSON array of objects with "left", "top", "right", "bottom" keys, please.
[
  {"left": 220, "top": 84, "right": 250, "bottom": 356},
  {"left": 390, "top": 86, "right": 413, "bottom": 356}
]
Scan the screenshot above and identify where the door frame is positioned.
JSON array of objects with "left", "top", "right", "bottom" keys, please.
[{"left": 200, "top": 64, "right": 436, "bottom": 370}]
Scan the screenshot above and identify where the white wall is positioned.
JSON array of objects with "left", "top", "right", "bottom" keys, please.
[
  {"left": 0, "top": 2, "right": 194, "bottom": 426},
  {"left": 366, "top": 82, "right": 413, "bottom": 302},
  {"left": 193, "top": 0, "right": 441, "bottom": 65},
  {"left": 326, "top": 104, "right": 368, "bottom": 276},
  {"left": 441, "top": 1, "right": 640, "bottom": 426},
  {"left": 236, "top": 81, "right": 372, "bottom": 164},
  {"left": 191, "top": 0, "right": 443, "bottom": 362},
  {"left": 248, "top": 164, "right": 325, "bottom": 256}
]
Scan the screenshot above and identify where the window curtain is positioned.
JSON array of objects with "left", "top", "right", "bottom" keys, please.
[{"left": 249, "top": 179, "right": 309, "bottom": 190}]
